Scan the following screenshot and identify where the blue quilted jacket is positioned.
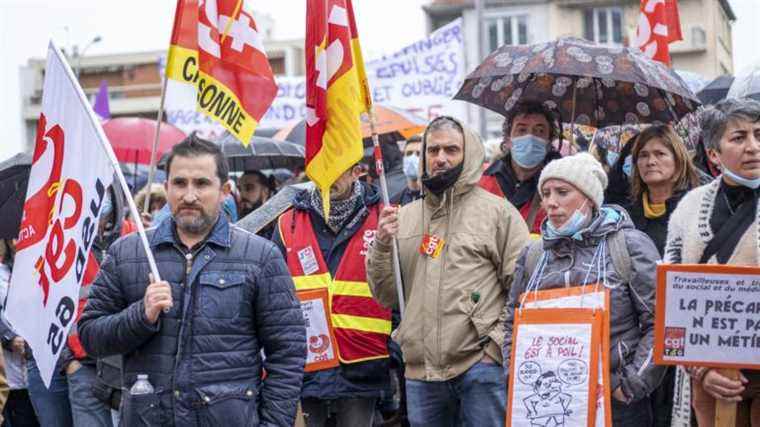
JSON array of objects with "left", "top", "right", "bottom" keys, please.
[{"left": 79, "top": 215, "right": 306, "bottom": 426}]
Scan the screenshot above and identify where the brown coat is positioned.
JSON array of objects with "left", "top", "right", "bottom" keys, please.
[{"left": 366, "top": 117, "right": 529, "bottom": 381}]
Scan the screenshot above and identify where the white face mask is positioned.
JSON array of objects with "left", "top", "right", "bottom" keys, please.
[
  {"left": 403, "top": 154, "right": 420, "bottom": 180},
  {"left": 722, "top": 166, "right": 760, "bottom": 189},
  {"left": 546, "top": 201, "right": 590, "bottom": 239}
]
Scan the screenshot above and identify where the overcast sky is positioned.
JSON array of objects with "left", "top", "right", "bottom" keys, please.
[{"left": 1, "top": 0, "right": 758, "bottom": 161}]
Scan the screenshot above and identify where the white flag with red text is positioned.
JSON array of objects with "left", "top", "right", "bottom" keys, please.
[{"left": 6, "top": 42, "right": 115, "bottom": 387}]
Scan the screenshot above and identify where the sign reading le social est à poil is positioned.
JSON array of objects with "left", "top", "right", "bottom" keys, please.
[{"left": 654, "top": 264, "right": 760, "bottom": 369}]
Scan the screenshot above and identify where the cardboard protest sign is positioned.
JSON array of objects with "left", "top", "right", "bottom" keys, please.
[
  {"left": 297, "top": 288, "right": 339, "bottom": 372},
  {"left": 521, "top": 285, "right": 612, "bottom": 427},
  {"left": 654, "top": 264, "right": 760, "bottom": 369},
  {"left": 507, "top": 308, "right": 602, "bottom": 427}
]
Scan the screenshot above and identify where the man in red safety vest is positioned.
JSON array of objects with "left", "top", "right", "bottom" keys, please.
[{"left": 272, "top": 164, "right": 391, "bottom": 427}]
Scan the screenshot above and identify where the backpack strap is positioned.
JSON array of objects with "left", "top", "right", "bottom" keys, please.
[{"left": 607, "top": 230, "right": 632, "bottom": 284}]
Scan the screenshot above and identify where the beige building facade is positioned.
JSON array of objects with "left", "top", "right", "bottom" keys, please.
[{"left": 19, "top": 14, "right": 304, "bottom": 152}]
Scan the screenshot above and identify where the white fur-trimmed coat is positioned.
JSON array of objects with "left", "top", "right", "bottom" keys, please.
[{"left": 664, "top": 177, "right": 760, "bottom": 426}]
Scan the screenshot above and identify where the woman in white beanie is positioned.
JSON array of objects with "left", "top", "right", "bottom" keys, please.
[{"left": 502, "top": 152, "right": 664, "bottom": 426}]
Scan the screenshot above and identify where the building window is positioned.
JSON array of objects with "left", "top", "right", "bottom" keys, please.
[
  {"left": 583, "top": 7, "right": 623, "bottom": 46},
  {"left": 486, "top": 15, "right": 528, "bottom": 52},
  {"left": 691, "top": 26, "right": 706, "bottom": 47}
]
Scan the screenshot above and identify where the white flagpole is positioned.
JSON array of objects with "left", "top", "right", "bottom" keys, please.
[
  {"left": 50, "top": 41, "right": 162, "bottom": 283},
  {"left": 368, "top": 108, "right": 406, "bottom": 317}
]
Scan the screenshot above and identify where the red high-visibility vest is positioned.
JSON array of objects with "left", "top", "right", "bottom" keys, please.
[
  {"left": 479, "top": 175, "right": 546, "bottom": 234},
  {"left": 278, "top": 206, "right": 391, "bottom": 364}
]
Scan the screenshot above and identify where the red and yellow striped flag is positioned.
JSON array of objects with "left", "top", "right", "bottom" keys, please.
[
  {"left": 165, "top": 0, "right": 277, "bottom": 146},
  {"left": 305, "top": 0, "right": 372, "bottom": 215}
]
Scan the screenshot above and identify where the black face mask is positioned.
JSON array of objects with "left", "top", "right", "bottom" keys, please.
[{"left": 421, "top": 162, "right": 464, "bottom": 196}]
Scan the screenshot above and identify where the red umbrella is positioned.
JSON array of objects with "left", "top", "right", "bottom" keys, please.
[{"left": 103, "top": 118, "right": 187, "bottom": 165}]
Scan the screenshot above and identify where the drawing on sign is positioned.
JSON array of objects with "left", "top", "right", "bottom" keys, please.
[
  {"left": 511, "top": 322, "right": 595, "bottom": 427},
  {"left": 523, "top": 370, "right": 574, "bottom": 426}
]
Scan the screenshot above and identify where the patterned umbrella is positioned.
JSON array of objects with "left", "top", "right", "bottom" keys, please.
[{"left": 455, "top": 37, "right": 700, "bottom": 128}]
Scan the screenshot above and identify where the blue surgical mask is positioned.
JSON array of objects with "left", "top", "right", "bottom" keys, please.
[
  {"left": 545, "top": 202, "right": 590, "bottom": 239},
  {"left": 722, "top": 166, "right": 760, "bottom": 189},
  {"left": 622, "top": 155, "right": 633, "bottom": 178},
  {"left": 511, "top": 135, "right": 548, "bottom": 169},
  {"left": 403, "top": 154, "right": 420, "bottom": 180},
  {"left": 606, "top": 151, "right": 620, "bottom": 168}
]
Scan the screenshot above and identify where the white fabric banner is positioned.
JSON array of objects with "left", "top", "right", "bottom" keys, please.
[
  {"left": 165, "top": 18, "right": 466, "bottom": 136},
  {"left": 7, "top": 42, "right": 115, "bottom": 387}
]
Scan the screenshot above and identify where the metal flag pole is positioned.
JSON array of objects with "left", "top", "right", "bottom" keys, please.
[
  {"left": 142, "top": 74, "right": 169, "bottom": 214},
  {"left": 368, "top": 108, "right": 406, "bottom": 317}
]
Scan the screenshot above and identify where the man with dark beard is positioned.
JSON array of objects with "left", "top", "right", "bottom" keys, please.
[
  {"left": 79, "top": 134, "right": 306, "bottom": 426},
  {"left": 367, "top": 116, "right": 529, "bottom": 427},
  {"left": 238, "top": 170, "right": 275, "bottom": 218},
  {"left": 271, "top": 163, "right": 392, "bottom": 427}
]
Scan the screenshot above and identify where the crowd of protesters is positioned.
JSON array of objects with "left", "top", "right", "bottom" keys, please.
[{"left": 0, "top": 96, "right": 759, "bottom": 427}]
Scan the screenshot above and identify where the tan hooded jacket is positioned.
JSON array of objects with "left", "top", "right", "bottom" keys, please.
[{"left": 366, "top": 117, "right": 529, "bottom": 381}]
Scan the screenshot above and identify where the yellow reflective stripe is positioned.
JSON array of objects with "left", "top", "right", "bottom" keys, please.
[
  {"left": 292, "top": 273, "right": 332, "bottom": 291},
  {"left": 332, "top": 314, "right": 391, "bottom": 335},
  {"left": 332, "top": 280, "right": 373, "bottom": 298}
]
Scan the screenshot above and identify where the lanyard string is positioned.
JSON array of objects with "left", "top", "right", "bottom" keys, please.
[{"left": 520, "top": 250, "right": 548, "bottom": 311}]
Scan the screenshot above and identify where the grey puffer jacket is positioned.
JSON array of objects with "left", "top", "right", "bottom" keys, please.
[
  {"left": 503, "top": 206, "right": 665, "bottom": 402},
  {"left": 79, "top": 215, "right": 306, "bottom": 426}
]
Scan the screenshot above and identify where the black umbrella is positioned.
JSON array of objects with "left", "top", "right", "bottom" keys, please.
[
  {"left": 216, "top": 133, "right": 305, "bottom": 172},
  {"left": 159, "top": 133, "right": 305, "bottom": 173},
  {"left": 697, "top": 75, "right": 734, "bottom": 105},
  {"left": 455, "top": 37, "right": 700, "bottom": 127},
  {"left": 0, "top": 153, "right": 32, "bottom": 239}
]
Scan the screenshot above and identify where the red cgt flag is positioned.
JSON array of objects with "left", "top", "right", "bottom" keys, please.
[
  {"left": 165, "top": 0, "right": 277, "bottom": 145},
  {"left": 305, "top": 0, "right": 371, "bottom": 216},
  {"left": 635, "top": 0, "right": 683, "bottom": 66}
]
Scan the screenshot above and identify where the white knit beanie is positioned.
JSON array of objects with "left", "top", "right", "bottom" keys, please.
[{"left": 538, "top": 152, "right": 608, "bottom": 210}]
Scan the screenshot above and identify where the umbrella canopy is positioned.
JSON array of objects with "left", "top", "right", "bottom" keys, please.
[
  {"left": 159, "top": 133, "right": 305, "bottom": 173},
  {"left": 0, "top": 153, "right": 32, "bottom": 239},
  {"left": 697, "top": 75, "right": 734, "bottom": 105},
  {"left": 728, "top": 62, "right": 760, "bottom": 102},
  {"left": 675, "top": 69, "right": 708, "bottom": 95},
  {"left": 217, "top": 133, "right": 305, "bottom": 172},
  {"left": 273, "top": 104, "right": 426, "bottom": 145},
  {"left": 103, "top": 117, "right": 187, "bottom": 165},
  {"left": 455, "top": 37, "right": 700, "bottom": 128}
]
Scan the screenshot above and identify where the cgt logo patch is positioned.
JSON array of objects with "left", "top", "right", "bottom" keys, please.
[
  {"left": 419, "top": 234, "right": 445, "bottom": 259},
  {"left": 663, "top": 327, "right": 686, "bottom": 357},
  {"left": 360, "top": 229, "right": 376, "bottom": 257}
]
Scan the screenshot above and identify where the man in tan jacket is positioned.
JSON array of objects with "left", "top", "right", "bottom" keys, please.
[{"left": 366, "top": 116, "right": 529, "bottom": 427}]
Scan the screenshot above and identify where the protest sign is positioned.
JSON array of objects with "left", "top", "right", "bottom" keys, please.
[
  {"left": 297, "top": 288, "right": 339, "bottom": 372},
  {"left": 507, "top": 308, "right": 601, "bottom": 427},
  {"left": 363, "top": 18, "right": 466, "bottom": 123},
  {"left": 654, "top": 264, "right": 760, "bottom": 369},
  {"left": 521, "top": 285, "right": 612, "bottom": 427},
  {"left": 6, "top": 42, "right": 115, "bottom": 387}
]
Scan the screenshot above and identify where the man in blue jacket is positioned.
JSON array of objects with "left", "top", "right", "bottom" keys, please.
[{"left": 79, "top": 134, "right": 306, "bottom": 426}]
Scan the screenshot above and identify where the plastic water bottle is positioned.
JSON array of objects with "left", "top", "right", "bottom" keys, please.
[{"left": 130, "top": 374, "right": 155, "bottom": 395}]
